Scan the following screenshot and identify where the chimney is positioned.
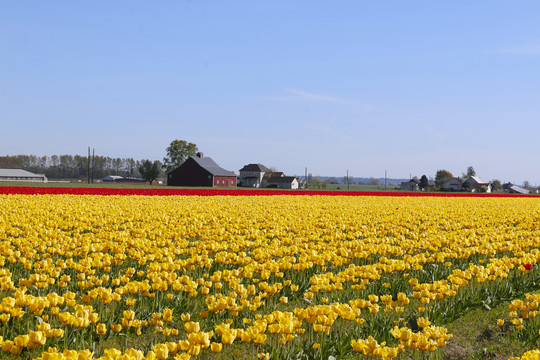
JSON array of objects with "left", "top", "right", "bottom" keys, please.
[{"left": 196, "top": 152, "right": 204, "bottom": 159}]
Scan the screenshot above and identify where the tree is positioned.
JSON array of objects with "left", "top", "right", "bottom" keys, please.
[
  {"left": 435, "top": 170, "right": 453, "bottom": 188},
  {"left": 327, "top": 177, "right": 339, "bottom": 184},
  {"left": 491, "top": 179, "right": 502, "bottom": 192},
  {"left": 343, "top": 176, "right": 355, "bottom": 185},
  {"left": 465, "top": 166, "right": 476, "bottom": 178},
  {"left": 138, "top": 160, "right": 161, "bottom": 184},
  {"left": 314, "top": 176, "right": 323, "bottom": 190},
  {"left": 163, "top": 140, "right": 198, "bottom": 173},
  {"left": 419, "top": 175, "right": 429, "bottom": 190},
  {"left": 368, "top": 177, "right": 379, "bottom": 186},
  {"left": 523, "top": 180, "right": 531, "bottom": 188}
]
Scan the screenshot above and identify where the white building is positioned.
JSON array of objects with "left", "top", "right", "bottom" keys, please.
[
  {"left": 441, "top": 178, "right": 463, "bottom": 191},
  {"left": 238, "top": 164, "right": 271, "bottom": 187},
  {"left": 463, "top": 176, "right": 491, "bottom": 193},
  {"left": 266, "top": 176, "right": 299, "bottom": 190}
]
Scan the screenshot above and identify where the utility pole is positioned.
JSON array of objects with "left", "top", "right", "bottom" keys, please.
[
  {"left": 87, "top": 147, "right": 91, "bottom": 184},
  {"left": 385, "top": 170, "right": 387, "bottom": 190},
  {"left": 92, "top": 148, "right": 95, "bottom": 184},
  {"left": 88, "top": 147, "right": 96, "bottom": 184},
  {"left": 347, "top": 169, "right": 349, "bottom": 190}
]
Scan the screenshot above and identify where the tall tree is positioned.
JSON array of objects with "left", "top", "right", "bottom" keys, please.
[
  {"left": 491, "top": 179, "right": 502, "bottom": 192},
  {"left": 138, "top": 160, "right": 160, "bottom": 184},
  {"left": 465, "top": 166, "right": 476, "bottom": 178},
  {"left": 419, "top": 175, "right": 429, "bottom": 190},
  {"left": 435, "top": 169, "right": 453, "bottom": 188},
  {"left": 163, "top": 140, "right": 198, "bottom": 173}
]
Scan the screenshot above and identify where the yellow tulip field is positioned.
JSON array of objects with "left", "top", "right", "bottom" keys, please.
[{"left": 2, "top": 192, "right": 540, "bottom": 359}]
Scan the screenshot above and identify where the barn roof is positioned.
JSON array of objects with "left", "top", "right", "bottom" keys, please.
[
  {"left": 190, "top": 156, "right": 236, "bottom": 177},
  {"left": 239, "top": 163, "right": 271, "bottom": 172},
  {"left": 0, "top": 169, "right": 46, "bottom": 178}
]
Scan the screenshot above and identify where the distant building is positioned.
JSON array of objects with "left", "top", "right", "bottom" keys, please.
[
  {"left": 266, "top": 176, "right": 299, "bottom": 190},
  {"left": 103, "top": 175, "right": 124, "bottom": 182},
  {"left": 103, "top": 176, "right": 147, "bottom": 183},
  {"left": 400, "top": 179, "right": 420, "bottom": 191},
  {"left": 0, "top": 156, "right": 47, "bottom": 182},
  {"left": 167, "top": 153, "right": 237, "bottom": 187},
  {"left": 238, "top": 164, "right": 271, "bottom": 187},
  {"left": 509, "top": 185, "right": 534, "bottom": 195},
  {"left": 463, "top": 176, "right": 491, "bottom": 193},
  {"left": 441, "top": 178, "right": 463, "bottom": 191}
]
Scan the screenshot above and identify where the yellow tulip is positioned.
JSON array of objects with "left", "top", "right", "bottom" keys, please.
[
  {"left": 210, "top": 342, "right": 223, "bottom": 353},
  {"left": 184, "top": 321, "right": 200, "bottom": 333}
]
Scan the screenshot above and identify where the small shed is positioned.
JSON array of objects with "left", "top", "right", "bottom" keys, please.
[{"left": 167, "top": 153, "right": 237, "bottom": 187}]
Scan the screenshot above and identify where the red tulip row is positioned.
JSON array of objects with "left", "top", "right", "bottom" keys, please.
[{"left": 0, "top": 186, "right": 530, "bottom": 197}]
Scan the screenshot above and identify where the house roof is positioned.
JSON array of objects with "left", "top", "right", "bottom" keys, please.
[
  {"left": 239, "top": 164, "right": 271, "bottom": 172},
  {"left": 0, "top": 157, "right": 22, "bottom": 169},
  {"left": 0, "top": 169, "right": 46, "bottom": 178},
  {"left": 190, "top": 156, "right": 236, "bottom": 177},
  {"left": 465, "top": 176, "right": 488, "bottom": 185},
  {"left": 267, "top": 176, "right": 297, "bottom": 184}
]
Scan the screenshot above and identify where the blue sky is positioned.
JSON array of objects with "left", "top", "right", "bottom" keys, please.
[{"left": 2, "top": 1, "right": 540, "bottom": 184}]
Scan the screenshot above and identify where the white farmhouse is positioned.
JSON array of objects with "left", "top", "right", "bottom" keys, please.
[
  {"left": 463, "top": 176, "right": 492, "bottom": 193},
  {"left": 238, "top": 164, "right": 271, "bottom": 187}
]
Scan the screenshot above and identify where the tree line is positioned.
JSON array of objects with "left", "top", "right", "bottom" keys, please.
[
  {"left": 10, "top": 140, "right": 200, "bottom": 182},
  {"left": 13, "top": 154, "right": 164, "bottom": 180}
]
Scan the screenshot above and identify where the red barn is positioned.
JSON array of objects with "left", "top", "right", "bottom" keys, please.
[{"left": 167, "top": 153, "right": 237, "bottom": 187}]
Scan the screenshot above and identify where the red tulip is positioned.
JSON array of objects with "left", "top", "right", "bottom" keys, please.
[{"left": 524, "top": 264, "right": 533, "bottom": 271}]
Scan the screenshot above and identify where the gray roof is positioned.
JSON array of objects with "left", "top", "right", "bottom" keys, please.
[
  {"left": 0, "top": 169, "right": 46, "bottom": 178},
  {"left": 267, "top": 176, "right": 297, "bottom": 184},
  {"left": 510, "top": 185, "right": 530, "bottom": 195},
  {"left": 239, "top": 163, "right": 271, "bottom": 172},
  {"left": 103, "top": 175, "right": 124, "bottom": 181},
  {"left": 190, "top": 156, "right": 236, "bottom": 177}
]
